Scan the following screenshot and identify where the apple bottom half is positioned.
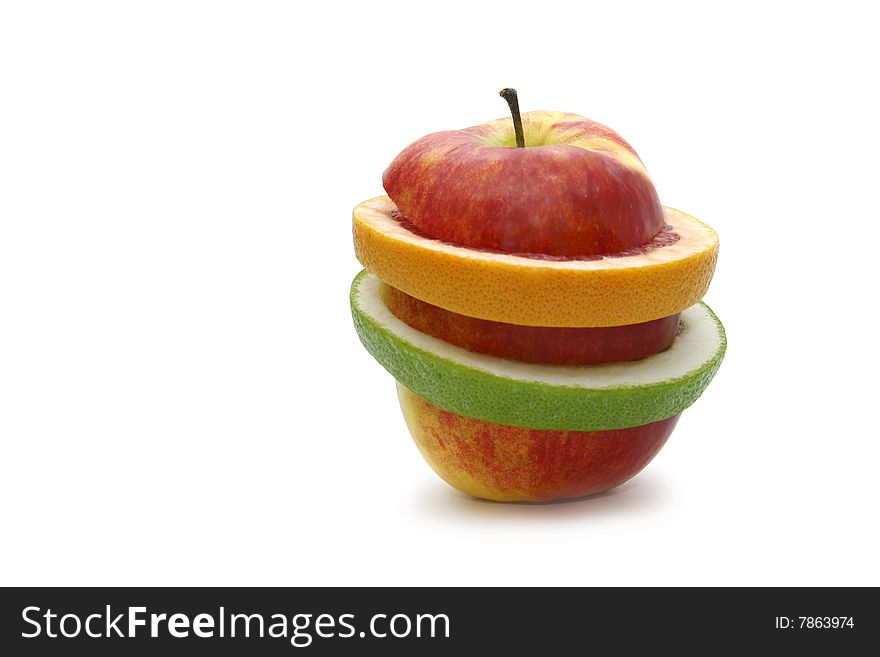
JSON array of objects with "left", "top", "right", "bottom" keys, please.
[
  {"left": 380, "top": 282, "right": 680, "bottom": 366},
  {"left": 397, "top": 383, "right": 679, "bottom": 503}
]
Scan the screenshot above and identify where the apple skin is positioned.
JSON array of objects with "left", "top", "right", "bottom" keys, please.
[
  {"left": 383, "top": 111, "right": 664, "bottom": 258},
  {"left": 398, "top": 383, "right": 679, "bottom": 502},
  {"left": 381, "top": 282, "right": 680, "bottom": 365}
]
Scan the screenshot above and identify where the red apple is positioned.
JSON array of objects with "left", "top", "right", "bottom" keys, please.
[
  {"left": 351, "top": 91, "right": 721, "bottom": 503},
  {"left": 383, "top": 99, "right": 663, "bottom": 258},
  {"left": 399, "top": 383, "right": 679, "bottom": 502},
  {"left": 381, "top": 281, "right": 680, "bottom": 365}
]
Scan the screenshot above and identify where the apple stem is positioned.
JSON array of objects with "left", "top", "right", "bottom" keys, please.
[{"left": 499, "top": 88, "right": 525, "bottom": 147}]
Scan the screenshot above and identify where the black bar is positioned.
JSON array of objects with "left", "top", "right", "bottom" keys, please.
[{"left": 1, "top": 587, "right": 875, "bottom": 655}]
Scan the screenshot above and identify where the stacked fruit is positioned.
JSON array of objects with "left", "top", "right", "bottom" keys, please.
[{"left": 351, "top": 90, "right": 726, "bottom": 502}]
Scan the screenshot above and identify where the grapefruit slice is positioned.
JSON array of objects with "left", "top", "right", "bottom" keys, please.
[
  {"left": 351, "top": 270, "right": 726, "bottom": 432},
  {"left": 353, "top": 195, "right": 718, "bottom": 327}
]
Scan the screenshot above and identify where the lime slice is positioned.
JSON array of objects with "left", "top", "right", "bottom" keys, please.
[{"left": 351, "top": 270, "right": 726, "bottom": 431}]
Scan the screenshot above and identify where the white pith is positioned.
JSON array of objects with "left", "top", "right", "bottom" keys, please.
[{"left": 356, "top": 272, "right": 721, "bottom": 389}]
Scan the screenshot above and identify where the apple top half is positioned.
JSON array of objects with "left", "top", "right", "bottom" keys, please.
[{"left": 383, "top": 111, "right": 664, "bottom": 258}]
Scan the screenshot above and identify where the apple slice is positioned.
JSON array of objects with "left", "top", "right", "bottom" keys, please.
[
  {"left": 383, "top": 109, "right": 664, "bottom": 258},
  {"left": 381, "top": 281, "right": 681, "bottom": 365},
  {"left": 399, "top": 383, "right": 680, "bottom": 502}
]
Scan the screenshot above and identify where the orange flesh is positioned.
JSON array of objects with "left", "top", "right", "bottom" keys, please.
[
  {"left": 391, "top": 212, "right": 680, "bottom": 261},
  {"left": 353, "top": 197, "right": 719, "bottom": 327}
]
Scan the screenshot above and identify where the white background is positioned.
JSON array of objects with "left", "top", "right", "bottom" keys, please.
[{"left": 1, "top": 1, "right": 878, "bottom": 586}]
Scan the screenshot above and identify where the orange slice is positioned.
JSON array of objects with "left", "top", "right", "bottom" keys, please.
[{"left": 353, "top": 195, "right": 718, "bottom": 327}]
